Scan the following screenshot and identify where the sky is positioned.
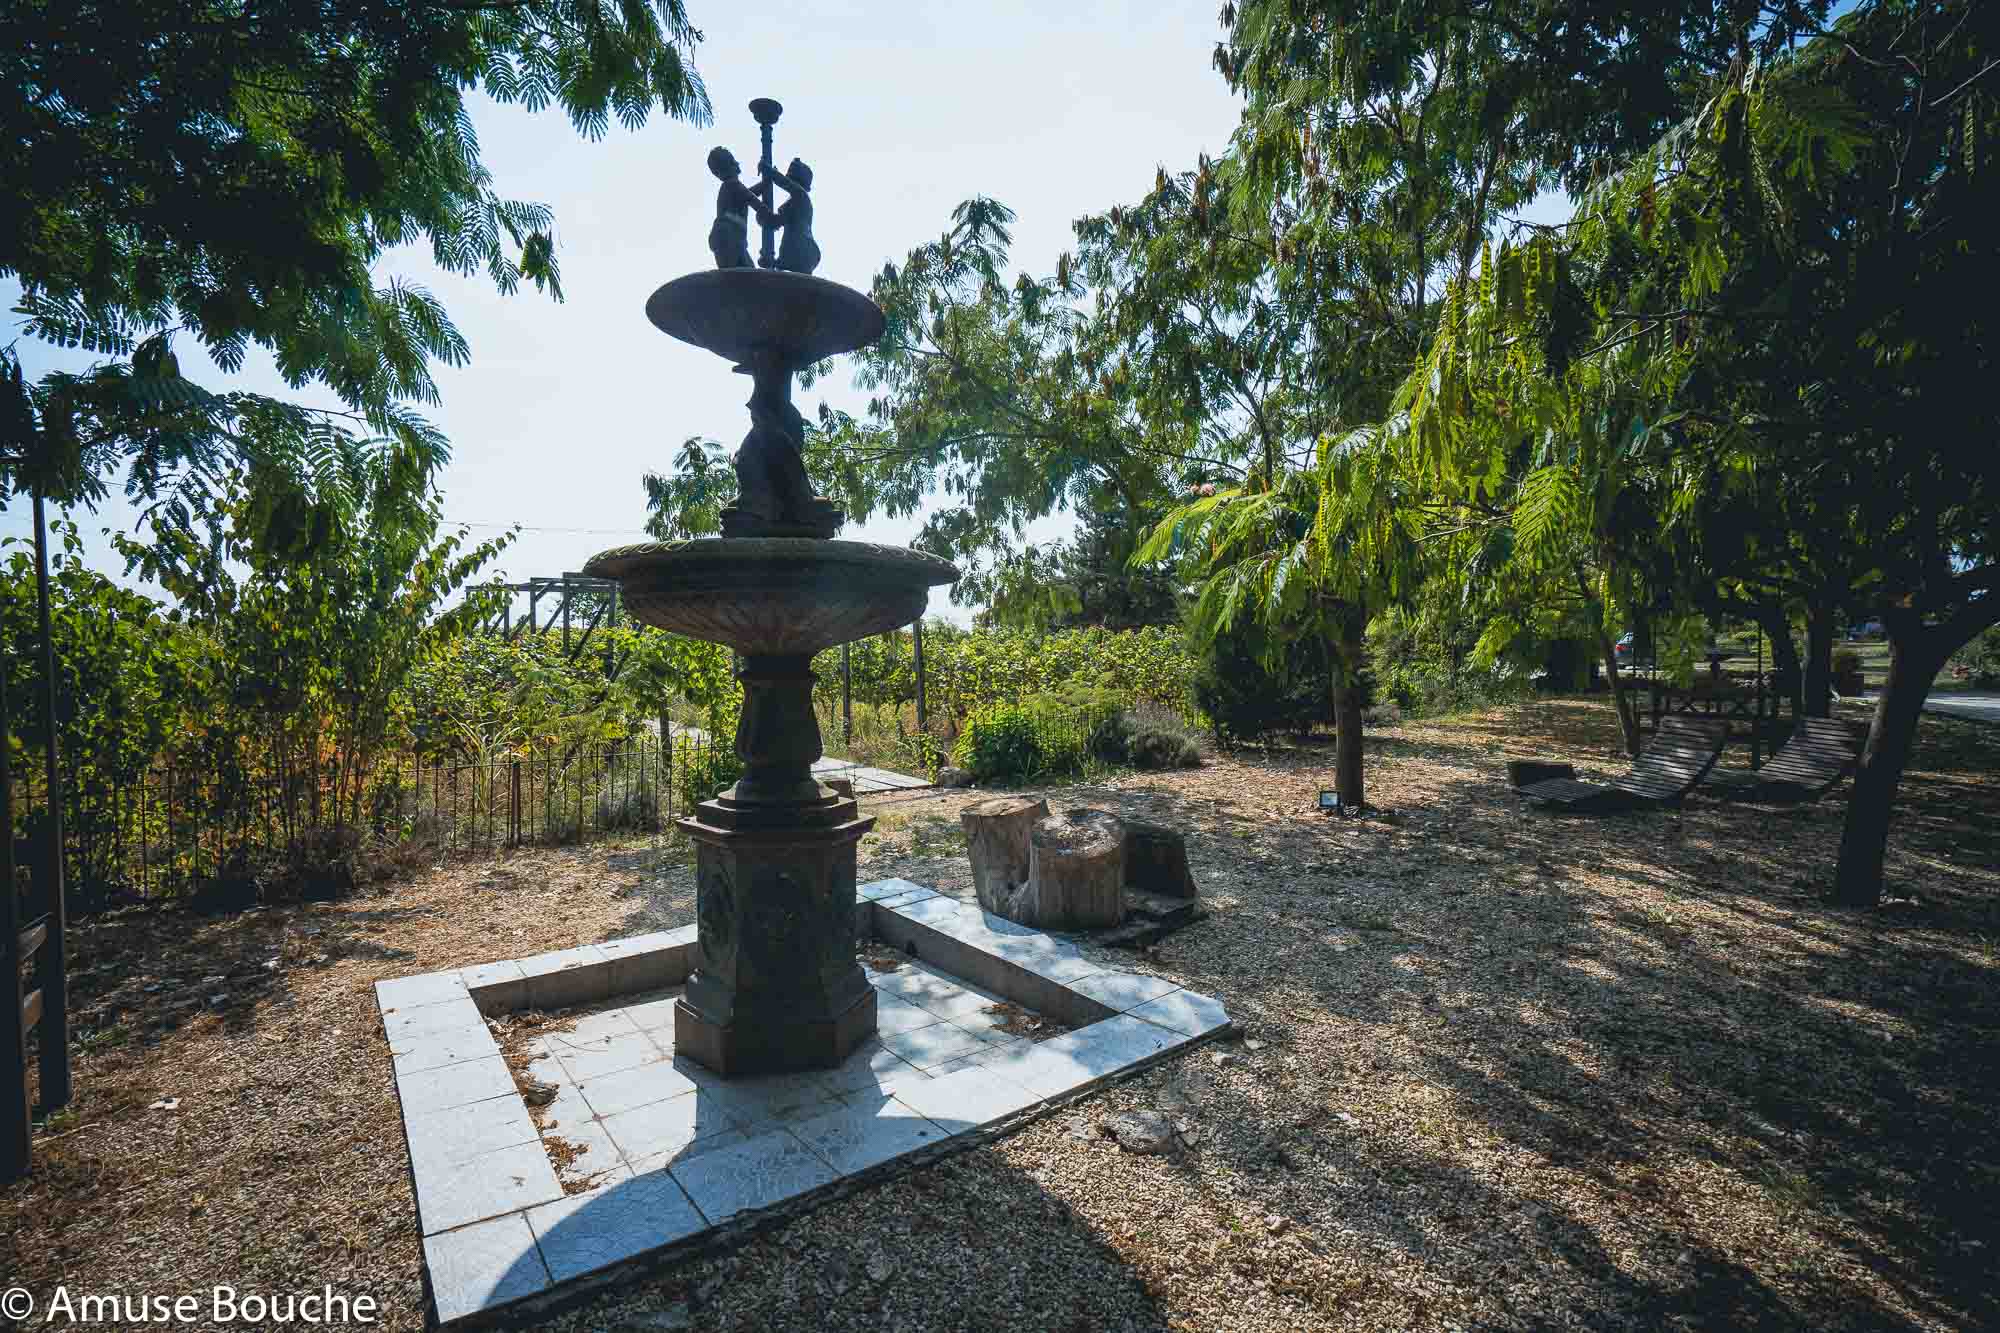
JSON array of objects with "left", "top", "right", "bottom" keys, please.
[{"left": 4, "top": 1, "right": 1249, "bottom": 624}]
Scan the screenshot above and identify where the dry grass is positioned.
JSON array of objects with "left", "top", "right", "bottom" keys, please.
[{"left": 4, "top": 698, "right": 1996, "bottom": 1332}]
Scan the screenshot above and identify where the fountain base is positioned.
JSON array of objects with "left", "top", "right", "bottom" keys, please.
[{"left": 675, "top": 786, "right": 878, "bottom": 1075}]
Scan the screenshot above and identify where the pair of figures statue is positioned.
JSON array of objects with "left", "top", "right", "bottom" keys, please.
[{"left": 706, "top": 147, "right": 819, "bottom": 275}]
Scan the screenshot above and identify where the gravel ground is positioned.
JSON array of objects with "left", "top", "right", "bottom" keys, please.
[{"left": 4, "top": 697, "right": 1995, "bottom": 1332}]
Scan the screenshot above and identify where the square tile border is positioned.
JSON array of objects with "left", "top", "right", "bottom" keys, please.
[{"left": 382, "top": 886, "right": 1227, "bottom": 1327}]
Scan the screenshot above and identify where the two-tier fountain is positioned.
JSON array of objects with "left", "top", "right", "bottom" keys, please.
[{"left": 586, "top": 99, "right": 957, "bottom": 1075}]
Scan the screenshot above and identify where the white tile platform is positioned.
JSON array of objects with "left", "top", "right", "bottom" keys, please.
[{"left": 379, "top": 883, "right": 1230, "bottom": 1325}]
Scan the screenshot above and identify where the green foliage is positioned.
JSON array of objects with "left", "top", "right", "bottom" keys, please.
[
  {"left": 1190, "top": 616, "right": 1345, "bottom": 747},
  {"left": 1951, "top": 626, "right": 2000, "bottom": 690},
  {"left": 811, "top": 622, "right": 1200, "bottom": 731},
  {"left": 950, "top": 689, "right": 1132, "bottom": 785},
  {"left": 2, "top": 0, "right": 710, "bottom": 563},
  {"left": 672, "top": 732, "right": 741, "bottom": 811},
  {"left": 952, "top": 704, "right": 1042, "bottom": 785}
]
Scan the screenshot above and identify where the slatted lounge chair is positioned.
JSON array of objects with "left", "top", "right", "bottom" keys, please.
[
  {"left": 1704, "top": 717, "right": 1863, "bottom": 805},
  {"left": 1516, "top": 715, "right": 1729, "bottom": 812}
]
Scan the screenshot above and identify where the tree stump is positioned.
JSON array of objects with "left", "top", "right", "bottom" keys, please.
[
  {"left": 1507, "top": 759, "right": 1575, "bottom": 788},
  {"left": 961, "top": 796, "right": 1048, "bottom": 920},
  {"left": 1026, "top": 807, "right": 1126, "bottom": 929},
  {"left": 1122, "top": 819, "right": 1196, "bottom": 898}
]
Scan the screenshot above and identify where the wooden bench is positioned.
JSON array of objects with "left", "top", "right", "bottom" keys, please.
[
  {"left": 1516, "top": 716, "right": 1728, "bottom": 813},
  {"left": 1704, "top": 718, "right": 1862, "bottom": 805}
]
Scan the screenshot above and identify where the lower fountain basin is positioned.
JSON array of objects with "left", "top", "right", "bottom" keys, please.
[{"left": 584, "top": 538, "right": 959, "bottom": 657}]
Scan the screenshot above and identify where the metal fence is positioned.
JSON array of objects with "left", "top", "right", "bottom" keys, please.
[{"left": 13, "top": 728, "right": 742, "bottom": 908}]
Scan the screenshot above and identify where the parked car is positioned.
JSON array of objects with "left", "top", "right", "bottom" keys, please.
[
  {"left": 1613, "top": 632, "right": 1635, "bottom": 660},
  {"left": 1847, "top": 620, "right": 1885, "bottom": 641}
]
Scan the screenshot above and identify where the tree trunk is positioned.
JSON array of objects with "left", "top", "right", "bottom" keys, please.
[
  {"left": 1026, "top": 807, "right": 1125, "bottom": 929},
  {"left": 1751, "top": 601, "right": 1806, "bottom": 719},
  {"left": 1830, "top": 632, "right": 1937, "bottom": 907},
  {"left": 961, "top": 795, "right": 1047, "bottom": 919},
  {"left": 1596, "top": 628, "right": 1642, "bottom": 756},
  {"left": 1803, "top": 599, "right": 1836, "bottom": 719},
  {"left": 1331, "top": 617, "right": 1366, "bottom": 809}
]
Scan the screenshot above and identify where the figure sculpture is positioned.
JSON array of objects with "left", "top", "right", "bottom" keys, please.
[
  {"left": 733, "top": 360, "right": 816, "bottom": 529},
  {"left": 706, "top": 146, "right": 771, "bottom": 270},
  {"left": 762, "top": 157, "right": 821, "bottom": 276}
]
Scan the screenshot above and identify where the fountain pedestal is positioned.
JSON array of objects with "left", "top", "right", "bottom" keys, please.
[
  {"left": 587, "top": 539, "right": 956, "bottom": 1075},
  {"left": 676, "top": 772, "right": 877, "bottom": 1074}
]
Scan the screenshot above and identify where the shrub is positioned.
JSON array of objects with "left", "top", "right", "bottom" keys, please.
[
  {"left": 1949, "top": 626, "right": 2000, "bottom": 689},
  {"left": 952, "top": 690, "right": 1130, "bottom": 784},
  {"left": 954, "top": 703, "right": 1042, "bottom": 784},
  {"left": 1191, "top": 621, "right": 1341, "bottom": 746},
  {"left": 673, "top": 734, "right": 742, "bottom": 810}
]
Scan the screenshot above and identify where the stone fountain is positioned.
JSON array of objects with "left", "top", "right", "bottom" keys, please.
[{"left": 585, "top": 99, "right": 957, "bottom": 1076}]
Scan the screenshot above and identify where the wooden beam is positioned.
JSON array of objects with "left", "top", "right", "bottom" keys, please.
[{"left": 20, "top": 989, "right": 41, "bottom": 1035}]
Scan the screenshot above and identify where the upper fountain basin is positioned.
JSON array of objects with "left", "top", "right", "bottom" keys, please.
[
  {"left": 584, "top": 538, "right": 959, "bottom": 658},
  {"left": 646, "top": 269, "right": 886, "bottom": 369}
]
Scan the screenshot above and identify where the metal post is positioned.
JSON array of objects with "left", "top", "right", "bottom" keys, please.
[
  {"left": 3, "top": 639, "right": 30, "bottom": 1179},
  {"left": 749, "top": 98, "right": 783, "bottom": 268},
  {"left": 912, "top": 619, "right": 927, "bottom": 738},
  {"left": 562, "top": 588, "right": 571, "bottom": 654},
  {"left": 841, "top": 643, "right": 852, "bottom": 748},
  {"left": 30, "top": 494, "right": 70, "bottom": 1110}
]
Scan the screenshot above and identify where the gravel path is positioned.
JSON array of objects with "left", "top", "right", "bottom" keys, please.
[{"left": 7, "top": 699, "right": 1995, "bottom": 1332}]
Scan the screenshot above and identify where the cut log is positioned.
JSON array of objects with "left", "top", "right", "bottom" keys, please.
[
  {"left": 961, "top": 796, "right": 1048, "bottom": 920},
  {"left": 1026, "top": 808, "right": 1125, "bottom": 930},
  {"left": 1507, "top": 759, "right": 1575, "bottom": 788},
  {"left": 1121, "top": 818, "right": 1196, "bottom": 898}
]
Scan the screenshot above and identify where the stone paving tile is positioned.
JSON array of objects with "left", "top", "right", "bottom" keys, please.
[
  {"left": 857, "top": 877, "right": 933, "bottom": 901},
  {"left": 621, "top": 993, "right": 682, "bottom": 1032},
  {"left": 536, "top": 1080, "right": 596, "bottom": 1139},
  {"left": 788, "top": 1095, "right": 948, "bottom": 1175},
  {"left": 975, "top": 1016, "right": 1185, "bottom": 1100},
  {"left": 870, "top": 963, "right": 972, "bottom": 1009},
  {"left": 942, "top": 1004, "right": 1026, "bottom": 1040},
  {"left": 422, "top": 1213, "right": 549, "bottom": 1324},
  {"left": 517, "top": 945, "right": 613, "bottom": 1009},
  {"left": 406, "top": 1093, "right": 540, "bottom": 1170},
  {"left": 814, "top": 1040, "right": 932, "bottom": 1099},
  {"left": 553, "top": 1008, "right": 642, "bottom": 1048},
  {"left": 878, "top": 1020, "right": 995, "bottom": 1070},
  {"left": 872, "top": 994, "right": 945, "bottom": 1036},
  {"left": 397, "top": 1057, "right": 517, "bottom": 1117},
  {"left": 891, "top": 894, "right": 964, "bottom": 929},
  {"left": 554, "top": 1032, "right": 661, "bottom": 1084},
  {"left": 1068, "top": 970, "right": 1183, "bottom": 1012},
  {"left": 870, "top": 886, "right": 940, "bottom": 910},
  {"left": 691, "top": 1066, "right": 846, "bottom": 1126},
  {"left": 909, "top": 984, "right": 1008, "bottom": 1022},
  {"left": 391, "top": 1024, "right": 502, "bottom": 1077},
  {"left": 541, "top": 1115, "right": 625, "bottom": 1183},
  {"left": 413, "top": 1140, "right": 564, "bottom": 1235},
  {"left": 624, "top": 1125, "right": 756, "bottom": 1175},
  {"left": 459, "top": 960, "right": 528, "bottom": 1013},
  {"left": 599, "top": 1090, "right": 743, "bottom": 1161},
  {"left": 527, "top": 1168, "right": 707, "bottom": 1283},
  {"left": 890, "top": 1065, "right": 1043, "bottom": 1134},
  {"left": 378, "top": 971, "right": 470, "bottom": 1011},
  {"left": 1128, "top": 988, "right": 1231, "bottom": 1037},
  {"left": 384, "top": 994, "right": 486, "bottom": 1042},
  {"left": 577, "top": 1058, "right": 700, "bottom": 1119},
  {"left": 926, "top": 1037, "right": 1028, "bottom": 1077},
  {"left": 668, "top": 1127, "right": 841, "bottom": 1225}
]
